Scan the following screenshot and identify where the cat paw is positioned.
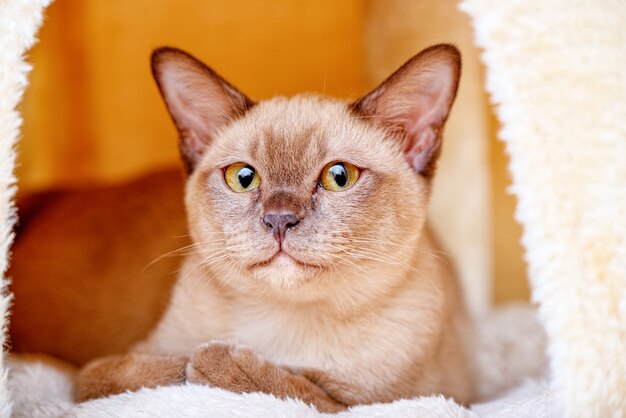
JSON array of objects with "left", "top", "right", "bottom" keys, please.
[
  {"left": 76, "top": 353, "right": 188, "bottom": 402},
  {"left": 186, "top": 340, "right": 268, "bottom": 393},
  {"left": 185, "top": 341, "right": 348, "bottom": 413}
]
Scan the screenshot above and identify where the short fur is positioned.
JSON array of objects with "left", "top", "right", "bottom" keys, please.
[
  {"left": 75, "top": 354, "right": 187, "bottom": 402},
  {"left": 77, "top": 44, "right": 475, "bottom": 411}
]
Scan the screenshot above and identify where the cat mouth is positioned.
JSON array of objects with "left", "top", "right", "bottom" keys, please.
[{"left": 250, "top": 251, "right": 323, "bottom": 271}]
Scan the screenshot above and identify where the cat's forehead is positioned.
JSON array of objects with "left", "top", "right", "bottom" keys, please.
[
  {"left": 248, "top": 95, "right": 350, "bottom": 152},
  {"left": 221, "top": 96, "right": 360, "bottom": 182},
  {"left": 210, "top": 95, "right": 404, "bottom": 189}
]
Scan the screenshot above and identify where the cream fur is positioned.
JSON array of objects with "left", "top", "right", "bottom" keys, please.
[
  {"left": 0, "top": 0, "right": 51, "bottom": 417},
  {"left": 135, "top": 232, "right": 469, "bottom": 404},
  {"left": 460, "top": 0, "right": 626, "bottom": 416},
  {"left": 131, "top": 55, "right": 474, "bottom": 402}
]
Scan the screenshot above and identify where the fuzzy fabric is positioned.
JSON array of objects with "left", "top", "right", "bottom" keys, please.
[
  {"left": 9, "top": 373, "right": 561, "bottom": 418},
  {"left": 460, "top": 0, "right": 626, "bottom": 416},
  {"left": 0, "top": 0, "right": 51, "bottom": 417},
  {"left": 7, "top": 305, "right": 548, "bottom": 418}
]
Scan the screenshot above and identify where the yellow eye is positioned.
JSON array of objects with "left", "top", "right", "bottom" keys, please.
[
  {"left": 224, "top": 162, "right": 260, "bottom": 192},
  {"left": 320, "top": 161, "right": 360, "bottom": 191}
]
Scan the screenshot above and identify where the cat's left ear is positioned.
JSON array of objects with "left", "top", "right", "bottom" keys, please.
[{"left": 351, "top": 44, "right": 461, "bottom": 177}]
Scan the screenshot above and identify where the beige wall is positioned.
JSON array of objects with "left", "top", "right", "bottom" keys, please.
[
  {"left": 489, "top": 117, "right": 530, "bottom": 303},
  {"left": 18, "top": 0, "right": 528, "bottom": 304}
]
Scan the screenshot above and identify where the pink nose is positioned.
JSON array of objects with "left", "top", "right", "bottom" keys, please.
[{"left": 263, "top": 212, "right": 300, "bottom": 247}]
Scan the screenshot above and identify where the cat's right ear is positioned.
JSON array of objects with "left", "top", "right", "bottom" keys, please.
[
  {"left": 151, "top": 47, "right": 255, "bottom": 173},
  {"left": 350, "top": 45, "right": 460, "bottom": 178}
]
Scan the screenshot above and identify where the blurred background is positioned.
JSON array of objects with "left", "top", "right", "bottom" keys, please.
[{"left": 18, "top": 0, "right": 528, "bottom": 309}]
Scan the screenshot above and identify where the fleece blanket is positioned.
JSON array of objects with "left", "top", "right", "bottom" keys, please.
[
  {"left": 1, "top": 0, "right": 625, "bottom": 417},
  {"left": 8, "top": 363, "right": 556, "bottom": 418},
  {"left": 8, "top": 304, "right": 550, "bottom": 417},
  {"left": 459, "top": 0, "right": 626, "bottom": 416},
  {"left": 0, "top": 0, "right": 52, "bottom": 417}
]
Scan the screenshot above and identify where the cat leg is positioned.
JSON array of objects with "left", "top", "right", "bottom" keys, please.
[
  {"left": 75, "top": 353, "right": 188, "bottom": 402},
  {"left": 186, "top": 341, "right": 348, "bottom": 413}
]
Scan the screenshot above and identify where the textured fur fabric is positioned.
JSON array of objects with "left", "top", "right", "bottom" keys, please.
[
  {"left": 8, "top": 305, "right": 548, "bottom": 417},
  {"left": 460, "top": 0, "right": 626, "bottom": 416},
  {"left": 8, "top": 368, "right": 560, "bottom": 418},
  {"left": 9, "top": 371, "right": 556, "bottom": 418},
  {"left": 0, "top": 0, "right": 51, "bottom": 417}
]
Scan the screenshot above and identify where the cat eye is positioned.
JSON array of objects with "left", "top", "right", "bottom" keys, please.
[
  {"left": 319, "top": 161, "right": 360, "bottom": 191},
  {"left": 224, "top": 162, "right": 261, "bottom": 192}
]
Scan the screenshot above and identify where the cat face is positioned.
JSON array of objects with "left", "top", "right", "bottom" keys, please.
[{"left": 152, "top": 46, "right": 460, "bottom": 299}]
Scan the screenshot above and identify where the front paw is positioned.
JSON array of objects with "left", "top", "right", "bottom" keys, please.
[
  {"left": 186, "top": 341, "right": 267, "bottom": 393},
  {"left": 76, "top": 353, "right": 188, "bottom": 402},
  {"left": 186, "top": 341, "right": 348, "bottom": 413}
]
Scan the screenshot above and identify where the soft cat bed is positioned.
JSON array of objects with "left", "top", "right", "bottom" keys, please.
[
  {"left": 1, "top": 0, "right": 624, "bottom": 417},
  {"left": 8, "top": 360, "right": 553, "bottom": 418},
  {"left": 8, "top": 305, "right": 550, "bottom": 417}
]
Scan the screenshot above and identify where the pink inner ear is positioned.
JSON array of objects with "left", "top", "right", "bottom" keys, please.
[
  {"left": 405, "top": 127, "right": 439, "bottom": 173},
  {"left": 166, "top": 88, "right": 228, "bottom": 159},
  {"left": 163, "top": 70, "right": 236, "bottom": 142},
  {"left": 401, "top": 74, "right": 452, "bottom": 172}
]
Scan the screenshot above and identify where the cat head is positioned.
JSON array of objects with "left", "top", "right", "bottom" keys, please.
[{"left": 151, "top": 45, "right": 460, "bottom": 302}]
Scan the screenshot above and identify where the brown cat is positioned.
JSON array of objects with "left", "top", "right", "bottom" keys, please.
[{"left": 75, "top": 44, "right": 474, "bottom": 411}]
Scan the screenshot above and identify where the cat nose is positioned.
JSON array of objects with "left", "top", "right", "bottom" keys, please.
[{"left": 263, "top": 212, "right": 300, "bottom": 246}]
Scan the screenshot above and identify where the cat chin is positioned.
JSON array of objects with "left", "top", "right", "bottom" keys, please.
[
  {"left": 248, "top": 253, "right": 326, "bottom": 290},
  {"left": 250, "top": 251, "right": 321, "bottom": 270}
]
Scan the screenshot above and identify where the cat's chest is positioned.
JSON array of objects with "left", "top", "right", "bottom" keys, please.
[
  {"left": 149, "top": 265, "right": 429, "bottom": 380},
  {"left": 223, "top": 299, "right": 417, "bottom": 382},
  {"left": 227, "top": 304, "right": 346, "bottom": 366}
]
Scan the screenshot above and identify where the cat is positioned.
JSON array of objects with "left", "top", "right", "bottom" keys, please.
[{"left": 75, "top": 44, "right": 474, "bottom": 412}]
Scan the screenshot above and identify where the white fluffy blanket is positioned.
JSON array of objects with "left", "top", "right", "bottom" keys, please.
[
  {"left": 8, "top": 305, "right": 553, "bottom": 418},
  {"left": 460, "top": 0, "right": 626, "bottom": 415}
]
